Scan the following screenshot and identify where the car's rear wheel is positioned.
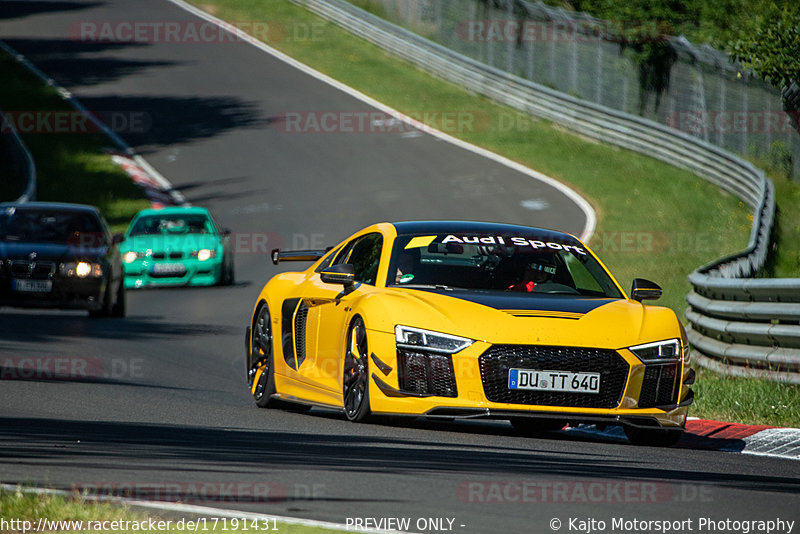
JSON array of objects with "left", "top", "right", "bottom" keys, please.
[
  {"left": 510, "top": 417, "right": 566, "bottom": 436},
  {"left": 343, "top": 317, "right": 371, "bottom": 422},
  {"left": 249, "top": 304, "right": 276, "bottom": 408},
  {"left": 624, "top": 426, "right": 683, "bottom": 447}
]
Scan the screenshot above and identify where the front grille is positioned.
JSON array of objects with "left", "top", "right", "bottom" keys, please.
[
  {"left": 151, "top": 252, "right": 166, "bottom": 260},
  {"left": 638, "top": 361, "right": 680, "bottom": 408},
  {"left": 149, "top": 271, "right": 185, "bottom": 278},
  {"left": 169, "top": 252, "right": 183, "bottom": 260},
  {"left": 8, "top": 260, "right": 56, "bottom": 279},
  {"left": 294, "top": 302, "right": 309, "bottom": 366},
  {"left": 397, "top": 349, "right": 457, "bottom": 397},
  {"left": 478, "top": 345, "right": 629, "bottom": 408}
]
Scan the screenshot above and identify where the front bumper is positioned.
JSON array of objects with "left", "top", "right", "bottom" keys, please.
[
  {"left": 0, "top": 275, "right": 105, "bottom": 311},
  {"left": 365, "top": 330, "right": 693, "bottom": 430},
  {"left": 123, "top": 258, "right": 222, "bottom": 288}
]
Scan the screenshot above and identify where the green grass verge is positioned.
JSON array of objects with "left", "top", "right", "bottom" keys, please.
[
  {"left": 0, "top": 489, "right": 344, "bottom": 534},
  {"left": 0, "top": 51, "right": 150, "bottom": 232},
  {"left": 762, "top": 159, "right": 800, "bottom": 278},
  {"left": 690, "top": 368, "right": 800, "bottom": 427},
  {"left": 189, "top": 0, "right": 798, "bottom": 427}
]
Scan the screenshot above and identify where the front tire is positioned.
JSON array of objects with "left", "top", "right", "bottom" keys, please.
[
  {"left": 88, "top": 282, "right": 113, "bottom": 318},
  {"left": 220, "top": 256, "right": 234, "bottom": 286},
  {"left": 111, "top": 279, "right": 126, "bottom": 318},
  {"left": 624, "top": 426, "right": 683, "bottom": 447},
  {"left": 249, "top": 304, "right": 277, "bottom": 408},
  {"left": 343, "top": 317, "right": 371, "bottom": 422}
]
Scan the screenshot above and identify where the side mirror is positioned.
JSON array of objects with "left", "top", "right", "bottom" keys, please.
[
  {"left": 220, "top": 228, "right": 232, "bottom": 236},
  {"left": 112, "top": 233, "right": 125, "bottom": 245},
  {"left": 631, "top": 278, "right": 662, "bottom": 302},
  {"left": 320, "top": 263, "right": 355, "bottom": 286}
]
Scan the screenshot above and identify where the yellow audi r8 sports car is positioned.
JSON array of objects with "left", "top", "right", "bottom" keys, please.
[{"left": 245, "top": 221, "right": 694, "bottom": 446}]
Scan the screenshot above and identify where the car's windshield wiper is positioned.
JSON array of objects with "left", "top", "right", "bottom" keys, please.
[{"left": 394, "top": 283, "right": 461, "bottom": 291}]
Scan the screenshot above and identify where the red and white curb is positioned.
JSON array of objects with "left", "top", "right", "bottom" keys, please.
[
  {"left": 564, "top": 418, "right": 800, "bottom": 460},
  {"left": 110, "top": 153, "right": 187, "bottom": 208}
]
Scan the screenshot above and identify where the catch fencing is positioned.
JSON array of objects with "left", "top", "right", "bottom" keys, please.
[{"left": 362, "top": 0, "right": 799, "bottom": 180}]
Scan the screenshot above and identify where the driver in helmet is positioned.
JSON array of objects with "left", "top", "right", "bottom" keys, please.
[{"left": 507, "top": 255, "right": 557, "bottom": 292}]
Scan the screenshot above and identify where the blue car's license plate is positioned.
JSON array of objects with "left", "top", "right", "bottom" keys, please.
[{"left": 12, "top": 279, "right": 53, "bottom": 293}]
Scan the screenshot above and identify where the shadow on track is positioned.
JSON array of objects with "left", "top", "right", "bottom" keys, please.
[
  {"left": 3, "top": 38, "right": 267, "bottom": 149},
  {"left": 0, "top": 417, "right": 798, "bottom": 496},
  {"left": 0, "top": 311, "right": 236, "bottom": 345},
  {"left": 0, "top": 1, "right": 100, "bottom": 20}
]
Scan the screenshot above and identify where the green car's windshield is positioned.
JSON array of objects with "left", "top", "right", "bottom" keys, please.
[
  {"left": 129, "top": 214, "right": 214, "bottom": 236},
  {"left": 386, "top": 232, "right": 623, "bottom": 298}
]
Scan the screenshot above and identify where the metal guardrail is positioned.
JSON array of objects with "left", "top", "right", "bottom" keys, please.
[
  {"left": 291, "top": 0, "right": 800, "bottom": 383},
  {"left": 0, "top": 107, "right": 36, "bottom": 202}
]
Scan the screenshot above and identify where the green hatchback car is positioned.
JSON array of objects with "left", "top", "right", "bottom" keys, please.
[{"left": 120, "top": 207, "right": 234, "bottom": 288}]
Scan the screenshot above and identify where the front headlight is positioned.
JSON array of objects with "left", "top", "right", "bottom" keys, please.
[
  {"left": 192, "top": 249, "right": 216, "bottom": 261},
  {"left": 61, "top": 261, "right": 103, "bottom": 278},
  {"left": 395, "top": 325, "right": 473, "bottom": 354},
  {"left": 122, "top": 251, "right": 142, "bottom": 263},
  {"left": 629, "top": 338, "right": 681, "bottom": 362}
]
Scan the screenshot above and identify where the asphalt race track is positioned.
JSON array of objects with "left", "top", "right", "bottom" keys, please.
[{"left": 1, "top": 1, "right": 799, "bottom": 532}]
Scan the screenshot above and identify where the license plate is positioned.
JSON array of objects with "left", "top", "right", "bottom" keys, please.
[
  {"left": 12, "top": 279, "right": 53, "bottom": 293},
  {"left": 152, "top": 263, "right": 185, "bottom": 275},
  {"left": 508, "top": 369, "right": 600, "bottom": 394}
]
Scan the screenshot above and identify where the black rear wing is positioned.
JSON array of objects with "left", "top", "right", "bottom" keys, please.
[{"left": 271, "top": 248, "right": 331, "bottom": 265}]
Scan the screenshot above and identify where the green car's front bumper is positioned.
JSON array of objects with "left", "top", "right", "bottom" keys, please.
[{"left": 123, "top": 257, "right": 223, "bottom": 288}]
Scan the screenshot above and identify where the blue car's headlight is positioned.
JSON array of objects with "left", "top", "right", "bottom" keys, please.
[
  {"left": 395, "top": 325, "right": 473, "bottom": 354},
  {"left": 60, "top": 261, "right": 103, "bottom": 278},
  {"left": 629, "top": 338, "right": 681, "bottom": 362}
]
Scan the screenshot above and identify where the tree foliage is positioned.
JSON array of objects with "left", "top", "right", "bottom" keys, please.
[
  {"left": 545, "top": 0, "right": 800, "bottom": 90},
  {"left": 729, "top": 1, "right": 800, "bottom": 90}
]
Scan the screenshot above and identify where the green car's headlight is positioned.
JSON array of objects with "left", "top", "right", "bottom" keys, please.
[
  {"left": 395, "top": 325, "right": 473, "bottom": 354},
  {"left": 629, "top": 338, "right": 681, "bottom": 362},
  {"left": 122, "top": 251, "right": 142, "bottom": 263},
  {"left": 192, "top": 249, "right": 217, "bottom": 261}
]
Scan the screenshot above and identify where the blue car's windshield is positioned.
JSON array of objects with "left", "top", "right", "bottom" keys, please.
[
  {"left": 386, "top": 232, "right": 623, "bottom": 298},
  {"left": 0, "top": 207, "right": 102, "bottom": 244}
]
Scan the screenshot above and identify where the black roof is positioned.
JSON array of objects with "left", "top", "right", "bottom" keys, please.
[{"left": 390, "top": 221, "right": 579, "bottom": 242}]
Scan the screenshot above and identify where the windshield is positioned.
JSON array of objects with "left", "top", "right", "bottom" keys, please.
[
  {"left": 386, "top": 232, "right": 623, "bottom": 298},
  {"left": 0, "top": 207, "right": 103, "bottom": 244},
  {"left": 128, "top": 214, "right": 214, "bottom": 236}
]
